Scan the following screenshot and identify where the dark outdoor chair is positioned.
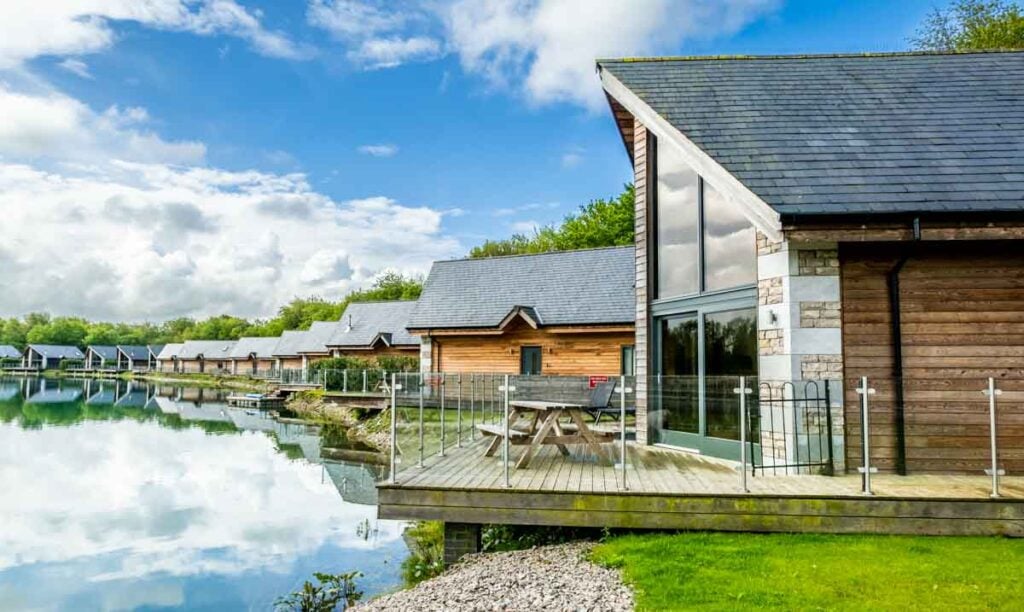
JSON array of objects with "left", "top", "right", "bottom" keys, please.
[{"left": 585, "top": 379, "right": 636, "bottom": 424}]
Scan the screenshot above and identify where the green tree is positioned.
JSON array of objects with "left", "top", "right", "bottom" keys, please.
[
  {"left": 470, "top": 184, "right": 634, "bottom": 258},
  {"left": 912, "top": 0, "right": 1024, "bottom": 50},
  {"left": 25, "top": 317, "right": 89, "bottom": 346}
]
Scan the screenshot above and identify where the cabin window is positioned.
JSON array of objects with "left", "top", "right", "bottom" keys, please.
[
  {"left": 520, "top": 346, "right": 542, "bottom": 376},
  {"left": 621, "top": 345, "right": 636, "bottom": 376},
  {"left": 653, "top": 135, "right": 756, "bottom": 299}
]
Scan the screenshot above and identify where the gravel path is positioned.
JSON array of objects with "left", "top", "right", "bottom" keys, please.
[{"left": 354, "top": 542, "right": 633, "bottom": 612}]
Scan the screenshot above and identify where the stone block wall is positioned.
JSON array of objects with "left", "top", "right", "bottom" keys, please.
[
  {"left": 756, "top": 232, "right": 845, "bottom": 472},
  {"left": 443, "top": 522, "right": 481, "bottom": 567}
]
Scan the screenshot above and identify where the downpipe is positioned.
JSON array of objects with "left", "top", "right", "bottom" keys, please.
[{"left": 888, "top": 217, "right": 920, "bottom": 476}]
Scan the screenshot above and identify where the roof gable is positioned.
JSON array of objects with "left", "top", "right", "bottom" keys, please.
[
  {"left": 271, "top": 330, "right": 308, "bottom": 357},
  {"left": 156, "top": 343, "right": 183, "bottom": 359},
  {"left": 177, "top": 340, "right": 236, "bottom": 360},
  {"left": 328, "top": 301, "right": 420, "bottom": 348},
  {"left": 408, "top": 247, "right": 635, "bottom": 330},
  {"left": 599, "top": 51, "right": 1024, "bottom": 220},
  {"left": 229, "top": 337, "right": 281, "bottom": 359},
  {"left": 28, "top": 345, "right": 84, "bottom": 359},
  {"left": 0, "top": 345, "right": 21, "bottom": 359},
  {"left": 86, "top": 345, "right": 119, "bottom": 361},
  {"left": 117, "top": 345, "right": 150, "bottom": 360}
]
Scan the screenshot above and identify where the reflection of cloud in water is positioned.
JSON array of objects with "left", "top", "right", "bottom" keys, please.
[{"left": 0, "top": 420, "right": 403, "bottom": 582}]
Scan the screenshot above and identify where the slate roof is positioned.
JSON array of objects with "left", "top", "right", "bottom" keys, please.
[
  {"left": 297, "top": 321, "right": 341, "bottom": 354},
  {"left": 148, "top": 344, "right": 165, "bottom": 358},
  {"left": 117, "top": 345, "right": 150, "bottom": 360},
  {"left": 0, "top": 345, "right": 21, "bottom": 359},
  {"left": 86, "top": 346, "right": 118, "bottom": 361},
  {"left": 229, "top": 337, "right": 281, "bottom": 359},
  {"left": 27, "top": 345, "right": 85, "bottom": 360},
  {"left": 156, "top": 343, "right": 182, "bottom": 360},
  {"left": 598, "top": 51, "right": 1024, "bottom": 218},
  {"left": 328, "top": 301, "right": 420, "bottom": 348},
  {"left": 271, "top": 330, "right": 308, "bottom": 357},
  {"left": 177, "top": 340, "right": 236, "bottom": 360},
  {"left": 408, "top": 247, "right": 635, "bottom": 330}
]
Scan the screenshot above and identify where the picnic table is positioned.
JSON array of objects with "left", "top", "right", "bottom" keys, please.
[{"left": 476, "top": 399, "right": 616, "bottom": 469}]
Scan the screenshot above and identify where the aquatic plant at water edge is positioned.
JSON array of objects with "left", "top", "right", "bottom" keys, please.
[{"left": 274, "top": 571, "right": 363, "bottom": 611}]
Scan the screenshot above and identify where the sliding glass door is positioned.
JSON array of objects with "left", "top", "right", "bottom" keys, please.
[{"left": 653, "top": 306, "right": 757, "bottom": 459}]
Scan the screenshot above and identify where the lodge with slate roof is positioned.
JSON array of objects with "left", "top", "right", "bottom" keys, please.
[
  {"left": 327, "top": 301, "right": 420, "bottom": 359},
  {"left": 155, "top": 343, "right": 183, "bottom": 372},
  {"left": 175, "top": 340, "right": 236, "bottom": 373},
  {"left": 295, "top": 321, "right": 339, "bottom": 368},
  {"left": 116, "top": 345, "right": 150, "bottom": 372},
  {"left": 228, "top": 337, "right": 279, "bottom": 375},
  {"left": 84, "top": 345, "right": 119, "bottom": 370},
  {"left": 408, "top": 247, "right": 636, "bottom": 376},
  {"left": 23, "top": 344, "right": 85, "bottom": 370},
  {"left": 598, "top": 50, "right": 1024, "bottom": 472}
]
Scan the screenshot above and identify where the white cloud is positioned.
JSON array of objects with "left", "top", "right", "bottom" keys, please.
[
  {"left": 0, "top": 0, "right": 310, "bottom": 68},
  {"left": 510, "top": 219, "right": 541, "bottom": 233},
  {"left": 442, "top": 0, "right": 780, "bottom": 109},
  {"left": 0, "top": 85, "right": 205, "bottom": 164},
  {"left": 493, "top": 201, "right": 560, "bottom": 217},
  {"left": 0, "top": 87, "right": 460, "bottom": 321},
  {"left": 306, "top": 0, "right": 778, "bottom": 108},
  {"left": 57, "top": 58, "right": 93, "bottom": 79},
  {"left": 351, "top": 36, "right": 442, "bottom": 69},
  {"left": 358, "top": 143, "right": 399, "bottom": 157},
  {"left": 561, "top": 147, "right": 584, "bottom": 168},
  {"left": 308, "top": 1, "right": 440, "bottom": 68}
]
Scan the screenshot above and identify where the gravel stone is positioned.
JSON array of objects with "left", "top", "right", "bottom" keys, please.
[{"left": 355, "top": 541, "right": 633, "bottom": 612}]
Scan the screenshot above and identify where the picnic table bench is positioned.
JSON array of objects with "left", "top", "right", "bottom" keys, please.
[{"left": 476, "top": 399, "right": 616, "bottom": 469}]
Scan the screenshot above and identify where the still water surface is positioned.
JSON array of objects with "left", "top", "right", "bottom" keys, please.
[{"left": 0, "top": 377, "right": 408, "bottom": 611}]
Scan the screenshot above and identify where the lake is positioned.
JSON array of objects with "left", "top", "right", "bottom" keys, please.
[{"left": 0, "top": 377, "right": 408, "bottom": 611}]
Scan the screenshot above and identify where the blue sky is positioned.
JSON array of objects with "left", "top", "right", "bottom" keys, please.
[{"left": 0, "top": 0, "right": 943, "bottom": 320}]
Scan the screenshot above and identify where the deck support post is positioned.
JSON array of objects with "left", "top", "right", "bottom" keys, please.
[
  {"left": 984, "top": 377, "right": 1005, "bottom": 498},
  {"left": 856, "top": 377, "right": 878, "bottom": 495},
  {"left": 443, "top": 522, "right": 481, "bottom": 568},
  {"left": 619, "top": 375, "right": 629, "bottom": 491}
]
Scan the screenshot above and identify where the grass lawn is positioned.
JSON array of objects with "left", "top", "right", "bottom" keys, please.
[{"left": 591, "top": 532, "right": 1024, "bottom": 611}]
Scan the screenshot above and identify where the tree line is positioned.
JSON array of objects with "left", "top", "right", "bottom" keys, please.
[{"left": 0, "top": 272, "right": 422, "bottom": 351}]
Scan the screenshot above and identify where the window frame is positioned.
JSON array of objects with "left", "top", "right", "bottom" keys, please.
[
  {"left": 620, "top": 344, "right": 636, "bottom": 376},
  {"left": 519, "top": 345, "right": 543, "bottom": 376},
  {"left": 650, "top": 133, "right": 757, "bottom": 304}
]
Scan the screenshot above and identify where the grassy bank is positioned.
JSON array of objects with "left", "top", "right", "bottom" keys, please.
[{"left": 591, "top": 532, "right": 1024, "bottom": 611}]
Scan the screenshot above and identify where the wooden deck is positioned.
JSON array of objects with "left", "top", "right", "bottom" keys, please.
[{"left": 379, "top": 439, "right": 1024, "bottom": 536}]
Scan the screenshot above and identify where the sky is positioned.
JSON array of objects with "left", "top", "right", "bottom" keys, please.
[{"left": 0, "top": 0, "right": 943, "bottom": 322}]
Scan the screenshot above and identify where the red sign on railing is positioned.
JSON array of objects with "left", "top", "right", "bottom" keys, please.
[{"left": 588, "top": 375, "right": 609, "bottom": 389}]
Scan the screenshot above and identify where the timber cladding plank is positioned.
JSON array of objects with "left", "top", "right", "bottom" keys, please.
[
  {"left": 840, "top": 241, "right": 1024, "bottom": 474},
  {"left": 378, "top": 487, "right": 1024, "bottom": 536}
]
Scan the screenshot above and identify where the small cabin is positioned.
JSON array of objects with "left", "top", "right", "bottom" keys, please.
[
  {"left": 155, "top": 344, "right": 182, "bottom": 372},
  {"left": 408, "top": 248, "right": 636, "bottom": 376},
  {"left": 0, "top": 345, "right": 21, "bottom": 367},
  {"left": 228, "top": 337, "right": 279, "bottom": 375},
  {"left": 326, "top": 301, "right": 420, "bottom": 364},
  {"left": 176, "top": 341, "right": 236, "bottom": 374},
  {"left": 24, "top": 344, "right": 85, "bottom": 370},
  {"left": 117, "top": 345, "right": 150, "bottom": 372},
  {"left": 271, "top": 330, "right": 308, "bottom": 371},
  {"left": 84, "top": 346, "right": 117, "bottom": 370},
  {"left": 295, "top": 321, "right": 339, "bottom": 368},
  {"left": 147, "top": 345, "right": 164, "bottom": 370}
]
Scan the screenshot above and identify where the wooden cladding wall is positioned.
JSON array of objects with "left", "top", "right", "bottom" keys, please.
[
  {"left": 431, "top": 324, "right": 634, "bottom": 376},
  {"left": 840, "top": 241, "right": 1024, "bottom": 474}
]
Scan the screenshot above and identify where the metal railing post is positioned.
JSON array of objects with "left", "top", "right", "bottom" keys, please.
[
  {"left": 619, "top": 375, "right": 629, "bottom": 491},
  {"left": 439, "top": 374, "right": 446, "bottom": 457},
  {"left": 457, "top": 373, "right": 463, "bottom": 448},
  {"left": 503, "top": 374, "right": 511, "bottom": 488},
  {"left": 856, "top": 376, "right": 877, "bottom": 495},
  {"left": 470, "top": 373, "right": 476, "bottom": 440},
  {"left": 418, "top": 374, "right": 425, "bottom": 468},
  {"left": 734, "top": 376, "right": 753, "bottom": 493},
  {"left": 362, "top": 370, "right": 368, "bottom": 393},
  {"left": 343, "top": 370, "right": 348, "bottom": 393},
  {"left": 984, "top": 377, "right": 1005, "bottom": 498},
  {"left": 389, "top": 373, "right": 398, "bottom": 484}
]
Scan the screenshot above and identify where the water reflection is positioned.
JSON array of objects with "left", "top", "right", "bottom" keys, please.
[{"left": 0, "top": 376, "right": 406, "bottom": 611}]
